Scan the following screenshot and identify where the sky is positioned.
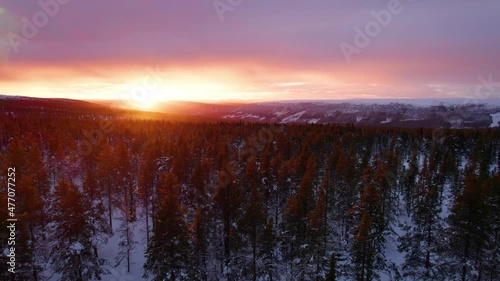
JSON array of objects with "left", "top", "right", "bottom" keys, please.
[{"left": 0, "top": 0, "right": 500, "bottom": 103}]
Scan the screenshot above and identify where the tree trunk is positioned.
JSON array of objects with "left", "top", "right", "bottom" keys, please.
[
  {"left": 108, "top": 183, "right": 113, "bottom": 229},
  {"left": 252, "top": 228, "right": 257, "bottom": 281},
  {"left": 425, "top": 217, "right": 432, "bottom": 276},
  {"left": 145, "top": 193, "right": 150, "bottom": 244},
  {"left": 224, "top": 211, "right": 231, "bottom": 280}
]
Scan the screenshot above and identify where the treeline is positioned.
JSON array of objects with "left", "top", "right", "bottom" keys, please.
[{"left": 0, "top": 112, "right": 499, "bottom": 281}]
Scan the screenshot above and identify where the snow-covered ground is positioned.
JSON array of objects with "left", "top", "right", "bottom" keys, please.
[
  {"left": 98, "top": 213, "right": 149, "bottom": 281},
  {"left": 381, "top": 195, "right": 412, "bottom": 281},
  {"left": 45, "top": 209, "right": 150, "bottom": 281}
]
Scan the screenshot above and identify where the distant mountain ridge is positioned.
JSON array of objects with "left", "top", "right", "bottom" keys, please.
[
  {"left": 210, "top": 101, "right": 500, "bottom": 128},
  {"left": 151, "top": 99, "right": 500, "bottom": 129},
  {"left": 2, "top": 95, "right": 500, "bottom": 128}
]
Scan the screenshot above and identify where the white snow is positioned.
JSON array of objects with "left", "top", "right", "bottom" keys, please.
[
  {"left": 69, "top": 242, "right": 84, "bottom": 253},
  {"left": 0, "top": 95, "right": 40, "bottom": 100},
  {"left": 439, "top": 183, "right": 453, "bottom": 220},
  {"left": 381, "top": 117, "right": 392, "bottom": 124},
  {"left": 98, "top": 212, "right": 150, "bottom": 281},
  {"left": 223, "top": 113, "right": 265, "bottom": 121},
  {"left": 459, "top": 156, "right": 468, "bottom": 171},
  {"left": 490, "top": 112, "right": 500, "bottom": 128},
  {"left": 490, "top": 162, "right": 499, "bottom": 174},
  {"left": 402, "top": 159, "right": 410, "bottom": 170},
  {"left": 381, "top": 195, "right": 413, "bottom": 281},
  {"left": 282, "top": 111, "right": 306, "bottom": 123},
  {"left": 46, "top": 209, "right": 150, "bottom": 281},
  {"left": 2, "top": 248, "right": 10, "bottom": 256},
  {"left": 261, "top": 98, "right": 500, "bottom": 107},
  {"left": 449, "top": 119, "right": 464, "bottom": 128},
  {"left": 273, "top": 110, "right": 288, "bottom": 117}
]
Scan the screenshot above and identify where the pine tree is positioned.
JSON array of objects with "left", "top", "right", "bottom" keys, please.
[
  {"left": 326, "top": 253, "right": 337, "bottom": 281},
  {"left": 259, "top": 220, "right": 277, "bottom": 281},
  {"left": 51, "top": 180, "right": 107, "bottom": 281},
  {"left": 447, "top": 172, "right": 490, "bottom": 280},
  {"left": 115, "top": 214, "right": 135, "bottom": 273},
  {"left": 352, "top": 212, "right": 375, "bottom": 281},
  {"left": 483, "top": 171, "right": 500, "bottom": 280},
  {"left": 112, "top": 142, "right": 137, "bottom": 273},
  {"left": 144, "top": 172, "right": 192, "bottom": 281},
  {"left": 27, "top": 142, "right": 51, "bottom": 202},
  {"left": 192, "top": 208, "right": 208, "bottom": 281},
  {"left": 284, "top": 155, "right": 318, "bottom": 280},
  {"left": 402, "top": 146, "right": 419, "bottom": 215},
  {"left": 213, "top": 163, "right": 243, "bottom": 278},
  {"left": 238, "top": 186, "right": 267, "bottom": 281},
  {"left": 399, "top": 160, "right": 444, "bottom": 280},
  {"left": 333, "top": 147, "right": 357, "bottom": 240},
  {"left": 96, "top": 140, "right": 115, "bottom": 229},
  {"left": 309, "top": 186, "right": 329, "bottom": 279},
  {"left": 244, "top": 156, "right": 260, "bottom": 191},
  {"left": 138, "top": 138, "right": 160, "bottom": 244},
  {"left": 82, "top": 168, "right": 111, "bottom": 260},
  {"left": 190, "top": 161, "right": 208, "bottom": 207},
  {"left": 350, "top": 166, "right": 387, "bottom": 281},
  {"left": 114, "top": 141, "right": 136, "bottom": 223}
]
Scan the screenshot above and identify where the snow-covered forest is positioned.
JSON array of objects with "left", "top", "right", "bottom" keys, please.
[{"left": 1, "top": 111, "right": 499, "bottom": 281}]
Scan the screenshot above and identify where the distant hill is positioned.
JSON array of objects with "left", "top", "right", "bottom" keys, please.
[
  {"left": 2, "top": 96, "right": 500, "bottom": 128},
  {"left": 205, "top": 100, "right": 500, "bottom": 128},
  {"left": 0, "top": 95, "right": 210, "bottom": 122},
  {"left": 152, "top": 99, "right": 500, "bottom": 129}
]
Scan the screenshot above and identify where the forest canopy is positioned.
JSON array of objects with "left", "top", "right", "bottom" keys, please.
[{"left": 0, "top": 110, "right": 499, "bottom": 281}]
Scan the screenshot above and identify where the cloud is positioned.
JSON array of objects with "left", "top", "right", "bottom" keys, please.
[{"left": 1, "top": 0, "right": 499, "bottom": 100}]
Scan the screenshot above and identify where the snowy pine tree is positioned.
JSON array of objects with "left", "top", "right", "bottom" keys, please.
[
  {"left": 144, "top": 172, "right": 192, "bottom": 281},
  {"left": 50, "top": 180, "right": 107, "bottom": 281}
]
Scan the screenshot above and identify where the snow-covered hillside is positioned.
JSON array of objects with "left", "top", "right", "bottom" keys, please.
[{"left": 217, "top": 101, "right": 500, "bottom": 128}]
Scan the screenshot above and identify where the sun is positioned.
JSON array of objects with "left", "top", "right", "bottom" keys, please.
[
  {"left": 121, "top": 90, "right": 160, "bottom": 111},
  {"left": 135, "top": 97, "right": 158, "bottom": 110}
]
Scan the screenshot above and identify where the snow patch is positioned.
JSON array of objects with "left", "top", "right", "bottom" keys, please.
[
  {"left": 273, "top": 110, "right": 288, "bottom": 117},
  {"left": 490, "top": 112, "right": 500, "bottom": 128},
  {"left": 223, "top": 113, "right": 266, "bottom": 121},
  {"left": 69, "top": 242, "right": 84, "bottom": 254},
  {"left": 381, "top": 117, "right": 392, "bottom": 124},
  {"left": 282, "top": 111, "right": 306, "bottom": 123},
  {"left": 307, "top": 118, "right": 321, "bottom": 124},
  {"left": 449, "top": 119, "right": 464, "bottom": 128},
  {"left": 88, "top": 211, "right": 150, "bottom": 281}
]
